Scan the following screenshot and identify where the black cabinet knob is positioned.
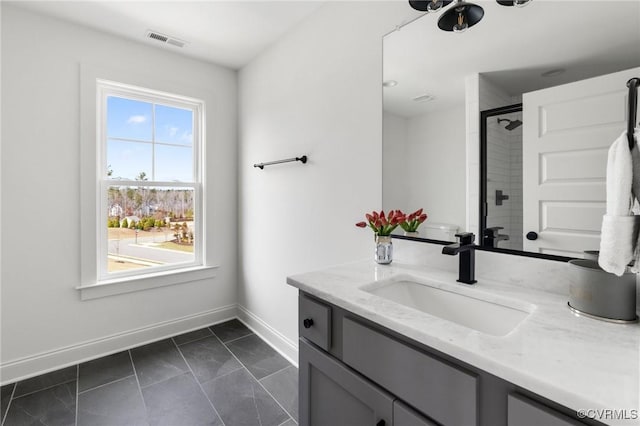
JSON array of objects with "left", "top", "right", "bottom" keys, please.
[
  {"left": 376, "top": 420, "right": 385, "bottom": 426},
  {"left": 526, "top": 231, "right": 538, "bottom": 241},
  {"left": 303, "top": 318, "right": 314, "bottom": 329}
]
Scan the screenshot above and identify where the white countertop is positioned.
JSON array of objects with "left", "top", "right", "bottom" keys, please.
[{"left": 287, "top": 260, "right": 640, "bottom": 426}]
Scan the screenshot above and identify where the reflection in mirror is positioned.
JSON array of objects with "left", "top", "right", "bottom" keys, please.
[{"left": 382, "top": 1, "right": 640, "bottom": 257}]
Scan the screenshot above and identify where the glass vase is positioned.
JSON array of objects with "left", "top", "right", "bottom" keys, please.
[{"left": 375, "top": 235, "right": 393, "bottom": 264}]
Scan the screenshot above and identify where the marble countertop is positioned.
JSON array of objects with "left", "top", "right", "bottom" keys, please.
[{"left": 287, "top": 260, "right": 640, "bottom": 426}]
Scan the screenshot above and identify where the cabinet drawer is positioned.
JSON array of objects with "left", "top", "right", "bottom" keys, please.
[
  {"left": 508, "top": 394, "right": 583, "bottom": 426},
  {"left": 343, "top": 318, "right": 478, "bottom": 426},
  {"left": 299, "top": 294, "right": 332, "bottom": 351}
]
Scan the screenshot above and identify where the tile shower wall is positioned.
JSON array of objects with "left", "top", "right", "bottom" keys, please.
[
  {"left": 486, "top": 110, "right": 523, "bottom": 251},
  {"left": 465, "top": 74, "right": 521, "bottom": 246}
]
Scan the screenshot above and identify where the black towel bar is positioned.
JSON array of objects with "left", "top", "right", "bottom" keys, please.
[
  {"left": 628, "top": 77, "right": 640, "bottom": 150},
  {"left": 254, "top": 155, "right": 308, "bottom": 170}
]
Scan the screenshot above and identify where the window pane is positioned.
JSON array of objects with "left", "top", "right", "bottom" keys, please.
[
  {"left": 107, "top": 97, "right": 153, "bottom": 141},
  {"left": 155, "top": 104, "right": 193, "bottom": 146},
  {"left": 107, "top": 186, "right": 195, "bottom": 273},
  {"left": 155, "top": 145, "right": 193, "bottom": 182},
  {"left": 107, "top": 139, "right": 152, "bottom": 180}
]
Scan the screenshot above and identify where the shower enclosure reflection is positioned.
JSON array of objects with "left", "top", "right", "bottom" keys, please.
[{"left": 481, "top": 105, "right": 523, "bottom": 251}]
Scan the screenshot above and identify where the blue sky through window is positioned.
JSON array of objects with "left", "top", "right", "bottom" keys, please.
[{"left": 106, "top": 96, "right": 194, "bottom": 182}]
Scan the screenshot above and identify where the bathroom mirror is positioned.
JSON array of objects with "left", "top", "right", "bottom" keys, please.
[{"left": 382, "top": 0, "right": 640, "bottom": 259}]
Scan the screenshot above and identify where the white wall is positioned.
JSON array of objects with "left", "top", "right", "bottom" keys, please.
[
  {"left": 1, "top": 6, "right": 238, "bottom": 383},
  {"left": 383, "top": 112, "right": 408, "bottom": 212},
  {"left": 405, "top": 107, "right": 466, "bottom": 230},
  {"left": 238, "top": 2, "right": 416, "bottom": 358},
  {"left": 383, "top": 107, "right": 466, "bottom": 232}
]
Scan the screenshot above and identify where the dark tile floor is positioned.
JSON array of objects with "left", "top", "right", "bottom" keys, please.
[{"left": 0, "top": 319, "right": 298, "bottom": 426}]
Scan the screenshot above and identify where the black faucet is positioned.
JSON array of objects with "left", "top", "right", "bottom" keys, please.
[
  {"left": 482, "top": 226, "right": 510, "bottom": 248},
  {"left": 442, "top": 232, "right": 477, "bottom": 284}
]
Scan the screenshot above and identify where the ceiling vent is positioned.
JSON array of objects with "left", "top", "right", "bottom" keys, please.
[{"left": 146, "top": 30, "right": 187, "bottom": 48}]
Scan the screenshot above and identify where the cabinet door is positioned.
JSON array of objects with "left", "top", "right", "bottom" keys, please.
[
  {"left": 508, "top": 394, "right": 584, "bottom": 426},
  {"left": 394, "top": 401, "right": 439, "bottom": 426},
  {"left": 299, "top": 338, "right": 394, "bottom": 426}
]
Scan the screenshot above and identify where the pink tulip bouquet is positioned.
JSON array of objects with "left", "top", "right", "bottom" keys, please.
[{"left": 355, "top": 210, "right": 406, "bottom": 236}]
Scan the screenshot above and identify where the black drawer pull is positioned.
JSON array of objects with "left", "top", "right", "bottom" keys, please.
[
  {"left": 526, "top": 231, "right": 538, "bottom": 240},
  {"left": 303, "top": 318, "right": 314, "bottom": 328},
  {"left": 376, "top": 420, "right": 385, "bottom": 426}
]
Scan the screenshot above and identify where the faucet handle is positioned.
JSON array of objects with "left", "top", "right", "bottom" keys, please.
[{"left": 455, "top": 232, "right": 475, "bottom": 245}]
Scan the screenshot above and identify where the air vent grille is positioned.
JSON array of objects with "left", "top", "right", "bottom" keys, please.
[{"left": 146, "top": 30, "right": 186, "bottom": 48}]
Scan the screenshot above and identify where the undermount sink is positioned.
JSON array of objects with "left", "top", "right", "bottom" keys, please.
[{"left": 361, "top": 275, "right": 533, "bottom": 336}]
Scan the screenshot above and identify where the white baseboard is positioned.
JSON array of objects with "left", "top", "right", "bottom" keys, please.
[
  {"left": 236, "top": 304, "right": 299, "bottom": 367},
  {"left": 0, "top": 304, "right": 236, "bottom": 385}
]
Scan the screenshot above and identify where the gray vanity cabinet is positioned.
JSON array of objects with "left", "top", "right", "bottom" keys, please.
[{"left": 298, "top": 292, "right": 600, "bottom": 426}]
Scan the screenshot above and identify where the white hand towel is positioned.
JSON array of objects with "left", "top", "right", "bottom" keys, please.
[
  {"left": 599, "top": 215, "right": 640, "bottom": 275},
  {"left": 599, "top": 131, "right": 639, "bottom": 275},
  {"left": 629, "top": 128, "right": 640, "bottom": 273}
]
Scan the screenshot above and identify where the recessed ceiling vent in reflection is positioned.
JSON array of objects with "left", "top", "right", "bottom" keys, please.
[{"left": 409, "top": 0, "right": 532, "bottom": 33}]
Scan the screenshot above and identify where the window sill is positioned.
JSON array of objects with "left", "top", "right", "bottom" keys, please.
[{"left": 76, "top": 265, "right": 219, "bottom": 300}]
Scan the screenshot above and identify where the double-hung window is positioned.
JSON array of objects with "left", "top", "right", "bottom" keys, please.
[{"left": 97, "top": 80, "right": 204, "bottom": 281}]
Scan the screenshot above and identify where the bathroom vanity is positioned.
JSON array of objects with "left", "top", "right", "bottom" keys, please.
[{"left": 288, "top": 259, "right": 639, "bottom": 426}]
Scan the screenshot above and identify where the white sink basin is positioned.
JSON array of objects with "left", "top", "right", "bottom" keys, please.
[{"left": 361, "top": 276, "right": 533, "bottom": 336}]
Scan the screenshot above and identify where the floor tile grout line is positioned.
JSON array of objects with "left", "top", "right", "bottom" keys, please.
[
  {"left": 174, "top": 330, "right": 214, "bottom": 346},
  {"left": 10, "top": 378, "right": 78, "bottom": 400},
  {"left": 76, "top": 374, "right": 136, "bottom": 395},
  {"left": 211, "top": 333, "right": 297, "bottom": 423},
  {"left": 218, "top": 331, "right": 254, "bottom": 345},
  {"left": 258, "top": 364, "right": 294, "bottom": 384},
  {"left": 75, "top": 364, "right": 79, "bottom": 426},
  {"left": 127, "top": 349, "right": 150, "bottom": 423},
  {"left": 172, "top": 337, "right": 228, "bottom": 426},
  {"left": 1, "top": 382, "right": 17, "bottom": 426}
]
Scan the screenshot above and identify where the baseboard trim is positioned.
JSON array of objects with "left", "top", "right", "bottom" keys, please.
[
  {"left": 237, "top": 305, "right": 299, "bottom": 367},
  {"left": 0, "top": 304, "right": 236, "bottom": 385}
]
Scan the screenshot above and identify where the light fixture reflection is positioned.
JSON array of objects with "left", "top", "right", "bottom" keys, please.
[
  {"left": 409, "top": 0, "right": 453, "bottom": 12},
  {"left": 453, "top": 12, "right": 468, "bottom": 32},
  {"left": 496, "top": 0, "right": 533, "bottom": 6},
  {"left": 514, "top": 0, "right": 532, "bottom": 7},
  {"left": 427, "top": 0, "right": 445, "bottom": 12},
  {"left": 437, "top": 0, "right": 484, "bottom": 33}
]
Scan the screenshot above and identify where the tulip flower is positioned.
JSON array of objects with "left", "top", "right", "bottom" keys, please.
[
  {"left": 399, "top": 208, "right": 428, "bottom": 233},
  {"left": 355, "top": 209, "right": 405, "bottom": 236}
]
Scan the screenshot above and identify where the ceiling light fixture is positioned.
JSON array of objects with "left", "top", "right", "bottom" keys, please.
[
  {"left": 410, "top": 0, "right": 530, "bottom": 33},
  {"left": 409, "top": 0, "right": 454, "bottom": 13},
  {"left": 497, "top": 0, "right": 533, "bottom": 7},
  {"left": 437, "top": 0, "right": 484, "bottom": 33}
]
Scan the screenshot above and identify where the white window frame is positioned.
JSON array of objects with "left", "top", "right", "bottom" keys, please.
[
  {"left": 97, "top": 80, "right": 204, "bottom": 282},
  {"left": 78, "top": 64, "right": 217, "bottom": 300}
]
